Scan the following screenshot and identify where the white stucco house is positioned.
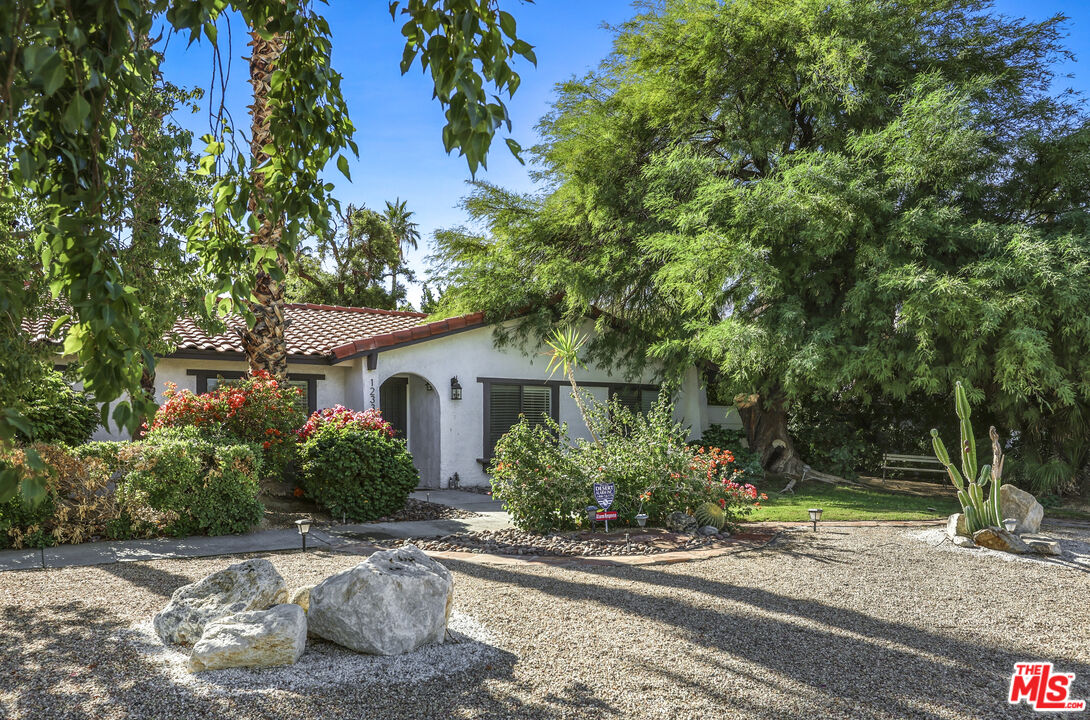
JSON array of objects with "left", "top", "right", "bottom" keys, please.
[{"left": 41, "top": 303, "right": 739, "bottom": 488}]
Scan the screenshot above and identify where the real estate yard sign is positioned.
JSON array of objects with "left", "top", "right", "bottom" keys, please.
[{"left": 593, "top": 483, "right": 617, "bottom": 529}]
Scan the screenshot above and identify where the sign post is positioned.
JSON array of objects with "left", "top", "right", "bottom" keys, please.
[{"left": 592, "top": 482, "right": 617, "bottom": 532}]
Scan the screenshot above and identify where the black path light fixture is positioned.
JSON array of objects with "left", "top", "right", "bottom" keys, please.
[
  {"left": 450, "top": 376, "right": 463, "bottom": 401},
  {"left": 808, "top": 508, "right": 823, "bottom": 532},
  {"left": 295, "top": 517, "right": 312, "bottom": 552}
]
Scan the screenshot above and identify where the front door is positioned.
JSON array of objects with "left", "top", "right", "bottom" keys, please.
[{"left": 379, "top": 376, "right": 409, "bottom": 440}]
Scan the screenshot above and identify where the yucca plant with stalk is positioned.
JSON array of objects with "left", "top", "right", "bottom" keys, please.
[
  {"left": 545, "top": 327, "right": 600, "bottom": 444},
  {"left": 930, "top": 382, "right": 1005, "bottom": 534}
]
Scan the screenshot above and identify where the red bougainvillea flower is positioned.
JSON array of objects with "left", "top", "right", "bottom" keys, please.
[{"left": 297, "top": 405, "right": 395, "bottom": 442}]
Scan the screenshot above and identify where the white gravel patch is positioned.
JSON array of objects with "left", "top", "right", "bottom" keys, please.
[
  {"left": 910, "top": 525, "right": 1090, "bottom": 569},
  {"left": 119, "top": 610, "right": 499, "bottom": 696}
]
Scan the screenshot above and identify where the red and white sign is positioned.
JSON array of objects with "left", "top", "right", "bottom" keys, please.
[
  {"left": 595, "top": 511, "right": 618, "bottom": 521},
  {"left": 1009, "top": 662, "right": 1085, "bottom": 712}
]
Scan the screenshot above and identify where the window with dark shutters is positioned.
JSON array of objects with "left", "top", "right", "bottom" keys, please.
[{"left": 486, "top": 382, "right": 554, "bottom": 457}]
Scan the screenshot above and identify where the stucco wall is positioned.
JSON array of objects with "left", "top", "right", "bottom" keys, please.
[
  {"left": 89, "top": 357, "right": 350, "bottom": 441},
  {"left": 356, "top": 321, "right": 708, "bottom": 488}
]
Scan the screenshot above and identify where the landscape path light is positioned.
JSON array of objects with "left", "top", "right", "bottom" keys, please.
[
  {"left": 1003, "top": 517, "right": 1018, "bottom": 533},
  {"left": 295, "top": 518, "right": 312, "bottom": 553},
  {"left": 808, "top": 508, "right": 823, "bottom": 532}
]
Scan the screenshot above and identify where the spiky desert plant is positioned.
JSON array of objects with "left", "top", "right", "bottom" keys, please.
[
  {"left": 545, "top": 327, "right": 600, "bottom": 443},
  {"left": 694, "top": 500, "right": 727, "bottom": 531},
  {"left": 930, "top": 382, "right": 1004, "bottom": 533}
]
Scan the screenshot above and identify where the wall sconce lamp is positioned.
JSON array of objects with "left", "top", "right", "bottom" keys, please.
[{"left": 450, "top": 377, "right": 463, "bottom": 401}]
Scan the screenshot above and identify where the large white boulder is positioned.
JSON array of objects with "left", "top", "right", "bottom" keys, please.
[
  {"left": 1000, "top": 484, "right": 1044, "bottom": 534},
  {"left": 189, "top": 603, "right": 307, "bottom": 672},
  {"left": 308, "top": 545, "right": 453, "bottom": 656},
  {"left": 153, "top": 559, "right": 288, "bottom": 645}
]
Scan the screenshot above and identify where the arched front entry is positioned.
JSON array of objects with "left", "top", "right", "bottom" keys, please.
[{"left": 379, "top": 373, "right": 441, "bottom": 489}]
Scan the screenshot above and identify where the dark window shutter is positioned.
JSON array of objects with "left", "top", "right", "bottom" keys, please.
[
  {"left": 640, "top": 389, "right": 658, "bottom": 414},
  {"left": 488, "top": 384, "right": 522, "bottom": 454},
  {"left": 522, "top": 386, "right": 552, "bottom": 428}
]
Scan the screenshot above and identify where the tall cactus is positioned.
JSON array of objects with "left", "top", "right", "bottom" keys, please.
[{"left": 930, "top": 382, "right": 1004, "bottom": 534}]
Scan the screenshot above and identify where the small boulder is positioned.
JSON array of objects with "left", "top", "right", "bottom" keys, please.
[
  {"left": 665, "top": 512, "right": 698, "bottom": 533},
  {"left": 189, "top": 604, "right": 307, "bottom": 672},
  {"left": 289, "top": 585, "right": 314, "bottom": 614},
  {"left": 698, "top": 525, "right": 719, "bottom": 536},
  {"left": 308, "top": 545, "right": 453, "bottom": 656},
  {"left": 945, "top": 513, "right": 970, "bottom": 539},
  {"left": 1000, "top": 485, "right": 1044, "bottom": 534},
  {"left": 972, "top": 527, "right": 1030, "bottom": 554},
  {"left": 1020, "top": 535, "right": 1062, "bottom": 557},
  {"left": 952, "top": 535, "right": 977, "bottom": 549},
  {"left": 153, "top": 559, "right": 288, "bottom": 645}
]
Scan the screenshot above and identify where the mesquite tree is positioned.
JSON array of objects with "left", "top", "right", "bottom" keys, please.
[{"left": 430, "top": 0, "right": 1090, "bottom": 482}]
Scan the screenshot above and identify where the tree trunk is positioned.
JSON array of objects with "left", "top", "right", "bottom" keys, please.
[
  {"left": 735, "top": 390, "right": 808, "bottom": 478},
  {"left": 240, "top": 26, "right": 289, "bottom": 381}
]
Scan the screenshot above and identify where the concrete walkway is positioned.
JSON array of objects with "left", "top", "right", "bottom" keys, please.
[{"left": 0, "top": 489, "right": 510, "bottom": 572}]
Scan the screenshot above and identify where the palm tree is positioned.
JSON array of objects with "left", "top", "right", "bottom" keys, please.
[
  {"left": 383, "top": 198, "right": 420, "bottom": 300},
  {"left": 239, "top": 23, "right": 289, "bottom": 380}
]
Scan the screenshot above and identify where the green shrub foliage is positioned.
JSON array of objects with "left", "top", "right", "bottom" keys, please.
[
  {"left": 490, "top": 396, "right": 764, "bottom": 533},
  {"left": 16, "top": 371, "right": 99, "bottom": 446},
  {"left": 122, "top": 428, "right": 264, "bottom": 537},
  {"left": 300, "top": 423, "right": 418, "bottom": 522}
]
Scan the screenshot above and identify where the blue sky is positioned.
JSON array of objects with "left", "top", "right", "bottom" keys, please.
[{"left": 158, "top": 0, "right": 1090, "bottom": 308}]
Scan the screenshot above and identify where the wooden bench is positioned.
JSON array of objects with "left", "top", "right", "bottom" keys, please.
[{"left": 881, "top": 453, "right": 947, "bottom": 480}]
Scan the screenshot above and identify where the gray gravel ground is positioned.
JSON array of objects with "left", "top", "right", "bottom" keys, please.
[{"left": 0, "top": 524, "right": 1087, "bottom": 720}]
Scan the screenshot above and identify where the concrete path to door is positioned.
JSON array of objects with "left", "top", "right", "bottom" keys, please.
[{"left": 0, "top": 490, "right": 511, "bottom": 572}]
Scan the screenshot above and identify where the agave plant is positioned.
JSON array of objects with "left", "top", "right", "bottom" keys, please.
[{"left": 930, "top": 382, "right": 1005, "bottom": 534}]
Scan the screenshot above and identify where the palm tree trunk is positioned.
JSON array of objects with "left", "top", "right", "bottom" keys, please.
[{"left": 240, "top": 26, "right": 289, "bottom": 381}]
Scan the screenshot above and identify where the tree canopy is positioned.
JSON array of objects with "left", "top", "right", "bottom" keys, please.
[
  {"left": 431, "top": 0, "right": 1090, "bottom": 478},
  {"left": 0, "top": 0, "right": 535, "bottom": 499}
]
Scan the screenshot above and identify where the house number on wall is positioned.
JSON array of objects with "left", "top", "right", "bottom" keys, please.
[{"left": 369, "top": 379, "right": 376, "bottom": 409}]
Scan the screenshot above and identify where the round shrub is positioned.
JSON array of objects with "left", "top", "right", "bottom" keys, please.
[
  {"left": 489, "top": 417, "right": 586, "bottom": 533},
  {"left": 300, "top": 420, "right": 418, "bottom": 522},
  {"left": 16, "top": 371, "right": 98, "bottom": 445},
  {"left": 144, "top": 370, "right": 305, "bottom": 476},
  {"left": 122, "top": 428, "right": 264, "bottom": 536}
]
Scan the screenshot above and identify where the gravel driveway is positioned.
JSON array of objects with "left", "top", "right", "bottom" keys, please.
[{"left": 0, "top": 525, "right": 1087, "bottom": 719}]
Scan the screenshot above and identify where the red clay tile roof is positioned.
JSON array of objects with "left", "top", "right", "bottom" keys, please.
[
  {"left": 329, "top": 311, "right": 486, "bottom": 360},
  {"left": 24, "top": 303, "right": 487, "bottom": 363}
]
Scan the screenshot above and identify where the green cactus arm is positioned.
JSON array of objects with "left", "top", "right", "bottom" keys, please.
[
  {"left": 931, "top": 429, "right": 950, "bottom": 463},
  {"left": 991, "top": 474, "right": 1003, "bottom": 526},
  {"left": 955, "top": 383, "right": 978, "bottom": 482},
  {"left": 977, "top": 465, "right": 991, "bottom": 489},
  {"left": 932, "top": 432, "right": 968, "bottom": 490}
]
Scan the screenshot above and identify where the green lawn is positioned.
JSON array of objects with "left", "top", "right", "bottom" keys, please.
[{"left": 744, "top": 481, "right": 961, "bottom": 522}]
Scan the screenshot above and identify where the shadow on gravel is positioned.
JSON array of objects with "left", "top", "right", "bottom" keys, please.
[
  {"left": 0, "top": 599, "right": 526, "bottom": 720},
  {"left": 97, "top": 562, "right": 195, "bottom": 599},
  {"left": 443, "top": 556, "right": 1090, "bottom": 720}
]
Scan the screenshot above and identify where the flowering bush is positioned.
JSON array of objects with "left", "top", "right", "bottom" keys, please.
[
  {"left": 299, "top": 417, "right": 418, "bottom": 522},
  {"left": 144, "top": 370, "right": 305, "bottom": 475},
  {"left": 297, "top": 405, "right": 393, "bottom": 442},
  {"left": 489, "top": 419, "right": 586, "bottom": 533},
  {"left": 490, "top": 396, "right": 765, "bottom": 533}
]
